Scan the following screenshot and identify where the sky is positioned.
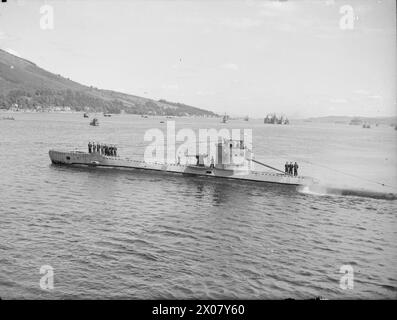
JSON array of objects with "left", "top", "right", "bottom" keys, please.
[{"left": 0, "top": 0, "right": 396, "bottom": 117}]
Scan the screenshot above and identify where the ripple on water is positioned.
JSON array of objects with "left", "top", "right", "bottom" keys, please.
[{"left": 0, "top": 114, "right": 396, "bottom": 299}]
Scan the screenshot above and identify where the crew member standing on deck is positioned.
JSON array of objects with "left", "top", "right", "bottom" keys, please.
[
  {"left": 97, "top": 143, "right": 100, "bottom": 153},
  {"left": 289, "top": 162, "right": 293, "bottom": 175},
  {"left": 114, "top": 146, "right": 117, "bottom": 157},
  {"left": 293, "top": 162, "right": 299, "bottom": 176},
  {"left": 88, "top": 142, "right": 92, "bottom": 153},
  {"left": 285, "top": 161, "right": 288, "bottom": 174},
  {"left": 92, "top": 142, "right": 96, "bottom": 153}
]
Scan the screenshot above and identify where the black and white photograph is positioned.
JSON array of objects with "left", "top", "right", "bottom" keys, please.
[{"left": 0, "top": 0, "right": 396, "bottom": 307}]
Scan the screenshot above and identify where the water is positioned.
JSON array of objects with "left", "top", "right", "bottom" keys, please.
[{"left": 0, "top": 113, "right": 396, "bottom": 299}]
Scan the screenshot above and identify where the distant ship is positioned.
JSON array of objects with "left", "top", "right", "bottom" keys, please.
[
  {"left": 264, "top": 114, "right": 289, "bottom": 124},
  {"left": 1, "top": 116, "right": 15, "bottom": 121},
  {"left": 349, "top": 118, "right": 363, "bottom": 125},
  {"left": 362, "top": 123, "right": 371, "bottom": 129},
  {"left": 90, "top": 118, "right": 99, "bottom": 126},
  {"left": 49, "top": 139, "right": 315, "bottom": 187},
  {"left": 103, "top": 113, "right": 112, "bottom": 117},
  {"left": 244, "top": 115, "right": 249, "bottom": 121},
  {"left": 221, "top": 114, "right": 229, "bottom": 123}
]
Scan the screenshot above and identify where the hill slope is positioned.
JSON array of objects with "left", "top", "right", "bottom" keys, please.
[
  {"left": 0, "top": 49, "right": 217, "bottom": 116},
  {"left": 305, "top": 115, "right": 397, "bottom": 125}
]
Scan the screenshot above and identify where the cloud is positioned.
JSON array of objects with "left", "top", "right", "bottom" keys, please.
[
  {"left": 354, "top": 91, "right": 382, "bottom": 100},
  {"left": 196, "top": 90, "right": 215, "bottom": 96},
  {"left": 330, "top": 98, "right": 348, "bottom": 104},
  {"left": 368, "top": 95, "right": 382, "bottom": 99},
  {"left": 220, "top": 63, "right": 239, "bottom": 71},
  {"left": 325, "top": 0, "right": 336, "bottom": 6},
  {"left": 219, "top": 17, "right": 263, "bottom": 29},
  {"left": 353, "top": 89, "right": 369, "bottom": 95},
  {"left": 258, "top": 0, "right": 296, "bottom": 16},
  {"left": 161, "top": 83, "right": 179, "bottom": 91}
]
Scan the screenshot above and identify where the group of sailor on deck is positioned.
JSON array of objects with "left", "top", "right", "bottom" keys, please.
[
  {"left": 88, "top": 142, "right": 117, "bottom": 156},
  {"left": 285, "top": 162, "right": 299, "bottom": 176}
]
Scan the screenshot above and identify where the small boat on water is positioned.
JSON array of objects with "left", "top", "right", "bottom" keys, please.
[
  {"left": 362, "top": 123, "right": 371, "bottom": 129},
  {"left": 1, "top": 116, "right": 15, "bottom": 121},
  {"left": 350, "top": 118, "right": 362, "bottom": 125},
  {"left": 83, "top": 113, "right": 89, "bottom": 118},
  {"left": 104, "top": 113, "right": 112, "bottom": 117},
  {"left": 49, "top": 139, "right": 315, "bottom": 186},
  {"left": 221, "top": 114, "right": 229, "bottom": 123},
  {"left": 90, "top": 118, "right": 99, "bottom": 126}
]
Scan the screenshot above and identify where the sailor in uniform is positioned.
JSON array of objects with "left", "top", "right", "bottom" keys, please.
[{"left": 293, "top": 162, "right": 299, "bottom": 176}]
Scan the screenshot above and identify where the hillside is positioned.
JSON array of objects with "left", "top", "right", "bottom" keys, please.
[
  {"left": 0, "top": 49, "right": 217, "bottom": 116},
  {"left": 304, "top": 115, "right": 397, "bottom": 125}
]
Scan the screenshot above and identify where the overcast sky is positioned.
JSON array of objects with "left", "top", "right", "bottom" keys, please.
[{"left": 0, "top": 0, "right": 395, "bottom": 117}]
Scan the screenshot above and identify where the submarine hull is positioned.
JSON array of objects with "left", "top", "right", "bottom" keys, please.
[{"left": 49, "top": 150, "right": 314, "bottom": 186}]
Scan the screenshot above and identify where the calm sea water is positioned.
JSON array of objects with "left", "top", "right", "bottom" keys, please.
[{"left": 0, "top": 113, "right": 396, "bottom": 299}]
